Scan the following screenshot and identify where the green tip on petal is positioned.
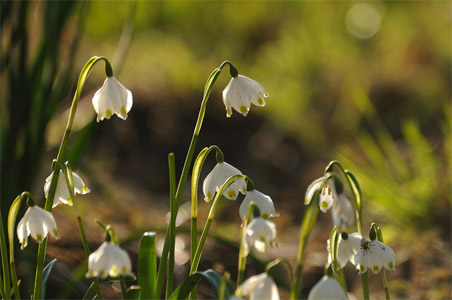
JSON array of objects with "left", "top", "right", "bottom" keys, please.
[
  {"left": 321, "top": 201, "right": 329, "bottom": 209},
  {"left": 106, "top": 109, "right": 113, "bottom": 118},
  {"left": 240, "top": 105, "right": 248, "bottom": 114},
  {"left": 53, "top": 228, "right": 59, "bottom": 238},
  {"left": 82, "top": 186, "right": 88, "bottom": 192},
  {"left": 257, "top": 97, "right": 264, "bottom": 105},
  {"left": 227, "top": 190, "right": 236, "bottom": 198},
  {"left": 67, "top": 198, "right": 73, "bottom": 205},
  {"left": 388, "top": 262, "right": 394, "bottom": 270},
  {"left": 373, "top": 265, "right": 379, "bottom": 272},
  {"left": 120, "top": 106, "right": 127, "bottom": 115}
]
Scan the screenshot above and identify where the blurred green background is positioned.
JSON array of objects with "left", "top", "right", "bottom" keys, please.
[{"left": 1, "top": 1, "right": 450, "bottom": 299}]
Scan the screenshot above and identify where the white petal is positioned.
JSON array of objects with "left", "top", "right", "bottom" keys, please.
[
  {"left": 239, "top": 190, "right": 278, "bottom": 220},
  {"left": 305, "top": 177, "right": 323, "bottom": 205},
  {"left": 308, "top": 276, "right": 348, "bottom": 300},
  {"left": 202, "top": 162, "right": 245, "bottom": 202}
]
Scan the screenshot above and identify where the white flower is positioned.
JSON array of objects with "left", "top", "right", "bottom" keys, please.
[
  {"left": 237, "top": 273, "right": 279, "bottom": 300},
  {"left": 331, "top": 194, "right": 355, "bottom": 231},
  {"left": 243, "top": 217, "right": 277, "bottom": 256},
  {"left": 222, "top": 75, "right": 268, "bottom": 118},
  {"left": 203, "top": 162, "right": 247, "bottom": 202},
  {"left": 354, "top": 238, "right": 396, "bottom": 275},
  {"left": 17, "top": 206, "right": 58, "bottom": 250},
  {"left": 92, "top": 77, "right": 133, "bottom": 122},
  {"left": 86, "top": 242, "right": 133, "bottom": 278},
  {"left": 307, "top": 276, "right": 348, "bottom": 300},
  {"left": 44, "top": 169, "right": 90, "bottom": 208},
  {"left": 328, "top": 232, "right": 363, "bottom": 269},
  {"left": 304, "top": 177, "right": 337, "bottom": 213},
  {"left": 239, "top": 190, "right": 279, "bottom": 220}
]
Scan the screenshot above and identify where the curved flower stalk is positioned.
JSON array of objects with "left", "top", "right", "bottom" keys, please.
[
  {"left": 35, "top": 56, "right": 114, "bottom": 300},
  {"left": 86, "top": 241, "right": 133, "bottom": 279},
  {"left": 239, "top": 189, "right": 279, "bottom": 220},
  {"left": 354, "top": 238, "right": 396, "bottom": 275},
  {"left": 223, "top": 74, "right": 269, "bottom": 117},
  {"left": 243, "top": 217, "right": 277, "bottom": 257},
  {"left": 44, "top": 169, "right": 90, "bottom": 207},
  {"left": 17, "top": 205, "right": 58, "bottom": 250},
  {"left": 307, "top": 276, "right": 348, "bottom": 300},
  {"left": 203, "top": 161, "right": 247, "bottom": 202},
  {"left": 236, "top": 273, "right": 280, "bottom": 300},
  {"left": 92, "top": 77, "right": 133, "bottom": 122}
]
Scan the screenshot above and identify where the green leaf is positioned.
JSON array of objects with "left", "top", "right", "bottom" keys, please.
[
  {"left": 7, "top": 195, "right": 23, "bottom": 255},
  {"left": 41, "top": 259, "right": 57, "bottom": 299},
  {"left": 169, "top": 269, "right": 229, "bottom": 300},
  {"left": 125, "top": 286, "right": 141, "bottom": 300},
  {"left": 82, "top": 282, "right": 97, "bottom": 300},
  {"left": 138, "top": 232, "right": 157, "bottom": 300}
]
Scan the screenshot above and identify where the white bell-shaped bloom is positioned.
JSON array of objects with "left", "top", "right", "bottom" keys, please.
[
  {"left": 17, "top": 206, "right": 58, "bottom": 250},
  {"left": 331, "top": 194, "right": 355, "bottom": 231},
  {"left": 319, "top": 179, "right": 336, "bottom": 213},
  {"left": 354, "top": 239, "right": 396, "bottom": 275},
  {"left": 86, "top": 242, "right": 133, "bottom": 278},
  {"left": 305, "top": 177, "right": 337, "bottom": 213},
  {"left": 237, "top": 273, "right": 279, "bottom": 300},
  {"left": 243, "top": 217, "right": 277, "bottom": 256},
  {"left": 239, "top": 190, "right": 279, "bottom": 220},
  {"left": 328, "top": 232, "right": 363, "bottom": 269},
  {"left": 44, "top": 169, "right": 90, "bottom": 207},
  {"left": 92, "top": 77, "right": 133, "bottom": 122},
  {"left": 222, "top": 75, "right": 268, "bottom": 118},
  {"left": 307, "top": 276, "right": 348, "bottom": 300},
  {"left": 203, "top": 162, "right": 247, "bottom": 202}
]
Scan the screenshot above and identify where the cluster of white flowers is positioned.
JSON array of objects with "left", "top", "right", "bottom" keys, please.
[
  {"left": 202, "top": 160, "right": 279, "bottom": 258},
  {"left": 305, "top": 176, "right": 354, "bottom": 230}
]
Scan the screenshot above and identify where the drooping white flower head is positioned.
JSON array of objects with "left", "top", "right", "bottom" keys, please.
[
  {"left": 331, "top": 194, "right": 355, "bottom": 231},
  {"left": 203, "top": 162, "right": 247, "bottom": 202},
  {"left": 86, "top": 241, "right": 133, "bottom": 278},
  {"left": 44, "top": 169, "right": 90, "bottom": 208},
  {"left": 222, "top": 75, "right": 268, "bottom": 118},
  {"left": 243, "top": 217, "right": 277, "bottom": 257},
  {"left": 304, "top": 177, "right": 337, "bottom": 213},
  {"left": 307, "top": 276, "right": 348, "bottom": 300},
  {"left": 354, "top": 238, "right": 396, "bottom": 275},
  {"left": 92, "top": 77, "right": 133, "bottom": 122},
  {"left": 328, "top": 232, "right": 363, "bottom": 269},
  {"left": 237, "top": 273, "right": 280, "bottom": 300},
  {"left": 239, "top": 190, "right": 279, "bottom": 220},
  {"left": 319, "top": 179, "right": 336, "bottom": 213},
  {"left": 17, "top": 206, "right": 58, "bottom": 250}
]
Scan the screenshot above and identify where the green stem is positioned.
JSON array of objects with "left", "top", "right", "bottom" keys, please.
[
  {"left": 291, "top": 192, "right": 320, "bottom": 300},
  {"left": 382, "top": 269, "right": 390, "bottom": 300},
  {"left": 156, "top": 61, "right": 232, "bottom": 298},
  {"left": 237, "top": 202, "right": 255, "bottom": 287},
  {"left": 34, "top": 56, "right": 112, "bottom": 300},
  {"left": 0, "top": 273, "right": 6, "bottom": 300},
  {"left": 189, "top": 175, "right": 247, "bottom": 275},
  {"left": 0, "top": 213, "right": 11, "bottom": 299},
  {"left": 325, "top": 161, "right": 369, "bottom": 300},
  {"left": 76, "top": 216, "right": 103, "bottom": 300},
  {"left": 166, "top": 154, "right": 177, "bottom": 298},
  {"left": 120, "top": 276, "right": 127, "bottom": 298}
]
